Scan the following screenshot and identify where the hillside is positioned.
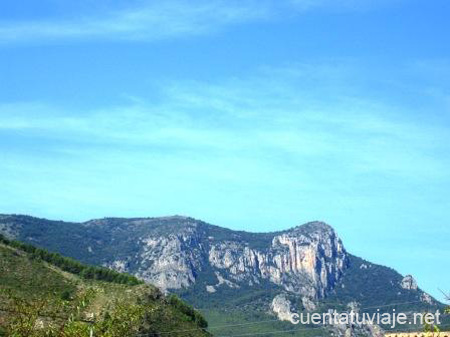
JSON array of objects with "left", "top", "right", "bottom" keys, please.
[
  {"left": 0, "top": 233, "right": 210, "bottom": 337},
  {"left": 0, "top": 214, "right": 445, "bottom": 336}
]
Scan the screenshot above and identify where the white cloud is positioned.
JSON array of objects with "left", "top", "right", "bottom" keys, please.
[
  {"left": 0, "top": 0, "right": 271, "bottom": 43},
  {"left": 0, "top": 0, "right": 400, "bottom": 43},
  {"left": 289, "top": 0, "right": 402, "bottom": 12},
  {"left": 1, "top": 62, "right": 448, "bottom": 183}
]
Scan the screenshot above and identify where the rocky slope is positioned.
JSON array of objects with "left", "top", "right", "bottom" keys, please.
[
  {"left": 0, "top": 216, "right": 348, "bottom": 300},
  {"left": 0, "top": 214, "right": 443, "bottom": 336},
  {"left": 0, "top": 233, "right": 210, "bottom": 337}
]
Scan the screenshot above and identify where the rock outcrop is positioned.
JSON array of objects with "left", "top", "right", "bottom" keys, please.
[
  {"left": 421, "top": 292, "right": 433, "bottom": 304},
  {"left": 400, "top": 275, "right": 418, "bottom": 290},
  {"left": 207, "top": 222, "right": 348, "bottom": 299},
  {"left": 127, "top": 224, "right": 206, "bottom": 291},
  {"left": 0, "top": 213, "right": 441, "bottom": 337},
  {"left": 271, "top": 294, "right": 295, "bottom": 323},
  {"left": 106, "top": 220, "right": 348, "bottom": 299}
]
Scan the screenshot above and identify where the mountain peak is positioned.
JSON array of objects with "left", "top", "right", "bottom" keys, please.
[
  {"left": 0, "top": 214, "right": 441, "bottom": 337},
  {"left": 286, "top": 221, "right": 336, "bottom": 237},
  {"left": 295, "top": 220, "right": 333, "bottom": 231}
]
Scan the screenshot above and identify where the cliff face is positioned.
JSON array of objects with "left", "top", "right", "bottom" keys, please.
[
  {"left": 0, "top": 214, "right": 441, "bottom": 337},
  {"left": 97, "top": 220, "right": 348, "bottom": 302},
  {"left": 400, "top": 275, "right": 418, "bottom": 290},
  {"left": 135, "top": 226, "right": 206, "bottom": 290},
  {"left": 207, "top": 222, "right": 347, "bottom": 299}
]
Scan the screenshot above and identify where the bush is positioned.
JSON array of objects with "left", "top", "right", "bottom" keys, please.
[
  {"left": 0, "top": 234, "right": 143, "bottom": 286},
  {"left": 61, "top": 290, "right": 72, "bottom": 301},
  {"left": 168, "top": 294, "right": 208, "bottom": 328}
]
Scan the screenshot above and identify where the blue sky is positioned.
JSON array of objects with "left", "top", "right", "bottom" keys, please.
[{"left": 1, "top": 0, "right": 449, "bottom": 301}]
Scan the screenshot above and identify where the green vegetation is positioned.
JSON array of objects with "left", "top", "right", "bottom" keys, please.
[
  {"left": 200, "top": 308, "right": 330, "bottom": 337},
  {"left": 168, "top": 294, "right": 208, "bottom": 328},
  {"left": 328, "top": 255, "right": 440, "bottom": 310},
  {"left": 176, "top": 273, "right": 330, "bottom": 336},
  {"left": 2, "top": 214, "right": 447, "bottom": 336},
  {"left": 0, "top": 236, "right": 210, "bottom": 337},
  {"left": 0, "top": 233, "right": 141, "bottom": 285}
]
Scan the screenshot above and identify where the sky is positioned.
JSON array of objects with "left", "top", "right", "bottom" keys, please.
[{"left": 0, "top": 0, "right": 449, "bottom": 302}]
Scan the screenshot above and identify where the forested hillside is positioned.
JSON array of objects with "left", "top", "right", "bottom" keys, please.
[{"left": 0, "top": 234, "right": 210, "bottom": 337}]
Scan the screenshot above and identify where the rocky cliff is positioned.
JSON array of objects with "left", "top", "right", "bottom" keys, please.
[
  {"left": 0, "top": 214, "right": 442, "bottom": 337},
  {"left": 95, "top": 219, "right": 348, "bottom": 303},
  {"left": 206, "top": 222, "right": 347, "bottom": 300}
]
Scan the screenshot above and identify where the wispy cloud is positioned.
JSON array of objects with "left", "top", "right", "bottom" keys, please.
[
  {"left": 289, "top": 0, "right": 400, "bottom": 12},
  {"left": 0, "top": 0, "right": 271, "bottom": 43},
  {"left": 1, "top": 62, "right": 448, "bottom": 183},
  {"left": 1, "top": 64, "right": 449, "bottom": 304},
  {"left": 0, "top": 0, "right": 398, "bottom": 43}
]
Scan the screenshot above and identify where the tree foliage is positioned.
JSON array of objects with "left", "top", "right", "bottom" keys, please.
[
  {"left": 168, "top": 294, "right": 208, "bottom": 329},
  {"left": 0, "top": 234, "right": 142, "bottom": 285}
]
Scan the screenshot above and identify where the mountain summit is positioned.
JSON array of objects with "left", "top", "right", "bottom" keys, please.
[{"left": 0, "top": 214, "right": 441, "bottom": 336}]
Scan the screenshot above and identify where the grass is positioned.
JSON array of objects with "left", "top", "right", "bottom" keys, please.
[
  {"left": 202, "top": 308, "right": 331, "bottom": 337},
  {"left": 0, "top": 242, "right": 210, "bottom": 337}
]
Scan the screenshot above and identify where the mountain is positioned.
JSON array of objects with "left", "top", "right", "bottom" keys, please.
[
  {"left": 0, "top": 232, "right": 209, "bottom": 337},
  {"left": 0, "top": 214, "right": 444, "bottom": 336}
]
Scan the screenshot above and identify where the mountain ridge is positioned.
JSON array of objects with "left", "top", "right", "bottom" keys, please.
[
  {"left": 0, "top": 232, "right": 210, "bottom": 337},
  {"left": 0, "top": 213, "right": 443, "bottom": 336},
  {"left": 0, "top": 213, "right": 331, "bottom": 235}
]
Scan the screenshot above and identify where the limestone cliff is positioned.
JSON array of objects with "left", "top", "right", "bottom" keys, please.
[
  {"left": 207, "top": 222, "right": 347, "bottom": 299},
  {"left": 0, "top": 214, "right": 442, "bottom": 337},
  {"left": 100, "top": 220, "right": 348, "bottom": 300}
]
